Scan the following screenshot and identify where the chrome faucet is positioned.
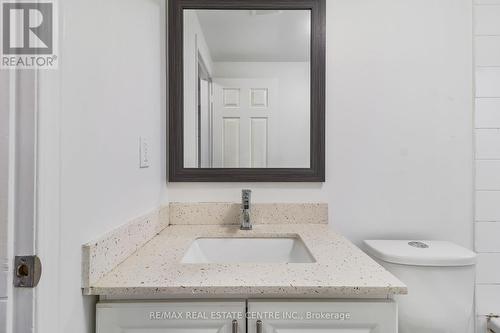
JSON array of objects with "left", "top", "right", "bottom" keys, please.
[{"left": 240, "top": 189, "right": 252, "bottom": 230}]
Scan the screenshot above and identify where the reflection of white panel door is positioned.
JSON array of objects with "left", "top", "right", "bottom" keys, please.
[
  {"left": 247, "top": 300, "right": 397, "bottom": 333},
  {"left": 212, "top": 79, "right": 277, "bottom": 168}
]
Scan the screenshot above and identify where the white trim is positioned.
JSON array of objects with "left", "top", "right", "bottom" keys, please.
[
  {"left": 35, "top": 66, "right": 62, "bottom": 333},
  {"left": 10, "top": 70, "right": 37, "bottom": 333},
  {"left": 0, "top": 63, "right": 16, "bottom": 333},
  {"left": 5, "top": 68, "right": 16, "bottom": 333}
]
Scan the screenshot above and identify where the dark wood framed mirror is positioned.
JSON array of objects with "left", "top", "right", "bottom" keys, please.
[{"left": 168, "top": 0, "right": 325, "bottom": 182}]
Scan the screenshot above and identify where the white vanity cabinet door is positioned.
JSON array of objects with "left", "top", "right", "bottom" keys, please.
[
  {"left": 96, "top": 301, "right": 246, "bottom": 333},
  {"left": 247, "top": 300, "right": 397, "bottom": 333}
]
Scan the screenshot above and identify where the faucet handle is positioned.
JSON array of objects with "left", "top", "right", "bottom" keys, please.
[
  {"left": 242, "top": 189, "right": 251, "bottom": 202},
  {"left": 242, "top": 189, "right": 251, "bottom": 210},
  {"left": 240, "top": 189, "right": 252, "bottom": 230}
]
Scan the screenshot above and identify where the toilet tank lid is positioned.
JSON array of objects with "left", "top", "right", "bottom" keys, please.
[{"left": 363, "top": 240, "right": 476, "bottom": 266}]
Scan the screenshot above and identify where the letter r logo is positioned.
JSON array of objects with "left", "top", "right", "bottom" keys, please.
[{"left": 2, "top": 2, "right": 53, "bottom": 54}]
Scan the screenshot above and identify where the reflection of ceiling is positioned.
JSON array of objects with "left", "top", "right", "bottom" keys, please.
[{"left": 195, "top": 10, "right": 311, "bottom": 62}]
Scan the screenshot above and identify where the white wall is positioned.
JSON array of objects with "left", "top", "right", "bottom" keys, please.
[
  {"left": 169, "top": 0, "right": 474, "bottom": 249},
  {"left": 213, "top": 61, "right": 310, "bottom": 168},
  {"left": 50, "top": 0, "right": 167, "bottom": 332},
  {"left": 474, "top": 1, "right": 500, "bottom": 330}
]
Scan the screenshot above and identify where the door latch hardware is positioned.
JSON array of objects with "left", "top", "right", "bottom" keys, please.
[{"left": 14, "top": 255, "right": 42, "bottom": 288}]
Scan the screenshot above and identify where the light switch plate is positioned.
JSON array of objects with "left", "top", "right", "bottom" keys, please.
[{"left": 139, "top": 136, "right": 150, "bottom": 168}]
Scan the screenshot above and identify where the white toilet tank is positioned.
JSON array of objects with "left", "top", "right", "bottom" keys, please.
[{"left": 363, "top": 240, "right": 476, "bottom": 333}]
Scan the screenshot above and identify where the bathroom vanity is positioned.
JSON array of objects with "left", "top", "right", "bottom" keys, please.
[
  {"left": 97, "top": 300, "right": 397, "bottom": 332},
  {"left": 83, "top": 0, "right": 406, "bottom": 331},
  {"left": 83, "top": 203, "right": 406, "bottom": 333}
]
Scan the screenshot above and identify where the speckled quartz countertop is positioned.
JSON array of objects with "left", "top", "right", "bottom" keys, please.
[{"left": 83, "top": 224, "right": 407, "bottom": 298}]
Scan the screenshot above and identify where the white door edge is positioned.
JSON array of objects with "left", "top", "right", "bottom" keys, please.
[
  {"left": 7, "top": 70, "right": 38, "bottom": 333},
  {"left": 4, "top": 64, "right": 62, "bottom": 333}
]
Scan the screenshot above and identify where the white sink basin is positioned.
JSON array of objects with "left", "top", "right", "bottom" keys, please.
[{"left": 181, "top": 237, "right": 316, "bottom": 264}]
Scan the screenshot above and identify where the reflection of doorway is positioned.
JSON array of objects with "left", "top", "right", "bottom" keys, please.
[{"left": 197, "top": 54, "right": 213, "bottom": 168}]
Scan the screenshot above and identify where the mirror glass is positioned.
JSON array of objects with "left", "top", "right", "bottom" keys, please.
[{"left": 183, "top": 9, "right": 311, "bottom": 168}]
